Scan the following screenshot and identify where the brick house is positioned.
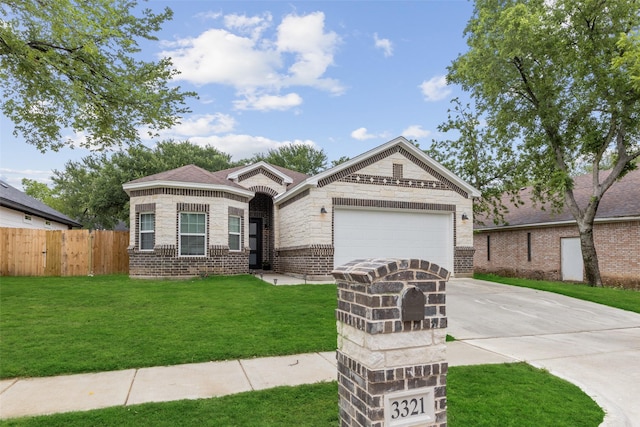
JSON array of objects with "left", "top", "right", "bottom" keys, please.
[
  {"left": 474, "top": 169, "right": 640, "bottom": 288},
  {"left": 123, "top": 137, "right": 480, "bottom": 279}
]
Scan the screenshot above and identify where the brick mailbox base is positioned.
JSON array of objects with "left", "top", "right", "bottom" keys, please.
[{"left": 333, "top": 259, "right": 448, "bottom": 427}]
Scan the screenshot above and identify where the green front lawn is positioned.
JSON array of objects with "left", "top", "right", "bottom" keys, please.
[
  {"left": 475, "top": 273, "right": 640, "bottom": 314},
  {"left": 0, "top": 274, "right": 607, "bottom": 426},
  {"left": 0, "top": 275, "right": 337, "bottom": 378},
  {"left": 0, "top": 364, "right": 604, "bottom": 426}
]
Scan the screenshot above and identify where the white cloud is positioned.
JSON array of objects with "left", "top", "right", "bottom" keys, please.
[
  {"left": 402, "top": 125, "right": 431, "bottom": 140},
  {"left": 276, "top": 12, "right": 344, "bottom": 94},
  {"left": 224, "top": 12, "right": 272, "bottom": 40},
  {"left": 419, "top": 75, "right": 451, "bottom": 102},
  {"left": 171, "top": 114, "right": 236, "bottom": 136},
  {"left": 233, "top": 92, "right": 303, "bottom": 111},
  {"left": 374, "top": 33, "right": 393, "bottom": 57},
  {"left": 161, "top": 28, "right": 281, "bottom": 88},
  {"left": 160, "top": 11, "right": 344, "bottom": 111},
  {"left": 188, "top": 134, "right": 318, "bottom": 160},
  {"left": 350, "top": 127, "right": 377, "bottom": 140}
]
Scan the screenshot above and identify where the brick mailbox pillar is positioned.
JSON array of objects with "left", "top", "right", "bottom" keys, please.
[{"left": 333, "top": 258, "right": 449, "bottom": 427}]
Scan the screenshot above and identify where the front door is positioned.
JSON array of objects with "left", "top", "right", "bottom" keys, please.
[{"left": 249, "top": 218, "right": 262, "bottom": 269}]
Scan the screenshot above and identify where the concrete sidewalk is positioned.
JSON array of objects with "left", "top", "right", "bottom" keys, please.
[{"left": 0, "top": 344, "right": 508, "bottom": 420}]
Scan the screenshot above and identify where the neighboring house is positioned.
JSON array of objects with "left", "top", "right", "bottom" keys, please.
[
  {"left": 123, "top": 137, "right": 480, "bottom": 279},
  {"left": 474, "top": 169, "right": 640, "bottom": 288},
  {"left": 0, "top": 180, "right": 81, "bottom": 230}
]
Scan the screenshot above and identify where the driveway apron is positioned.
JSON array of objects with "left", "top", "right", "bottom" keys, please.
[{"left": 447, "top": 278, "right": 640, "bottom": 427}]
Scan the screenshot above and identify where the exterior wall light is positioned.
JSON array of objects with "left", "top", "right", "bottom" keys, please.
[
  {"left": 320, "top": 206, "right": 328, "bottom": 214},
  {"left": 461, "top": 213, "right": 469, "bottom": 221}
]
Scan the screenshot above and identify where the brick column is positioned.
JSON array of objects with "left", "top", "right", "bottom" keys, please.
[{"left": 333, "top": 259, "right": 448, "bottom": 427}]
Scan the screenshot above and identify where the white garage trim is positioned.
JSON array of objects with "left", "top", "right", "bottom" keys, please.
[{"left": 333, "top": 207, "right": 453, "bottom": 272}]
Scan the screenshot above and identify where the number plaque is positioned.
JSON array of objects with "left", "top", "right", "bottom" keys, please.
[{"left": 384, "top": 388, "right": 435, "bottom": 427}]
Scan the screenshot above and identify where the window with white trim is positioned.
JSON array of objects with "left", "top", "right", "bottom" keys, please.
[
  {"left": 139, "top": 213, "right": 155, "bottom": 251},
  {"left": 229, "top": 215, "right": 241, "bottom": 251},
  {"left": 179, "top": 212, "right": 206, "bottom": 256}
]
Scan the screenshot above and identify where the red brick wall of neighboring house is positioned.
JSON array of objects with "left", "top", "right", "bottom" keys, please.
[{"left": 474, "top": 220, "right": 640, "bottom": 289}]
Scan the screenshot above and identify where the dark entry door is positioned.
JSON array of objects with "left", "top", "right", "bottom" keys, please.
[{"left": 249, "top": 218, "right": 262, "bottom": 269}]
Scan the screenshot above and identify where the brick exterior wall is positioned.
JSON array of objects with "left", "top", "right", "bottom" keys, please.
[
  {"left": 334, "top": 259, "right": 448, "bottom": 427},
  {"left": 128, "top": 245, "right": 249, "bottom": 277},
  {"left": 474, "top": 220, "right": 640, "bottom": 289},
  {"left": 274, "top": 244, "right": 334, "bottom": 279},
  {"left": 454, "top": 246, "right": 475, "bottom": 277}
]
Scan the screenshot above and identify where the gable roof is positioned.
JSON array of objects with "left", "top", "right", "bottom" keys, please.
[
  {"left": 122, "top": 163, "right": 307, "bottom": 197},
  {"left": 215, "top": 162, "right": 309, "bottom": 188},
  {"left": 0, "top": 180, "right": 82, "bottom": 228},
  {"left": 275, "top": 136, "right": 481, "bottom": 204},
  {"left": 476, "top": 168, "right": 640, "bottom": 230}
]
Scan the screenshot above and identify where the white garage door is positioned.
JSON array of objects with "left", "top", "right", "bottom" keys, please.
[{"left": 334, "top": 208, "right": 453, "bottom": 272}]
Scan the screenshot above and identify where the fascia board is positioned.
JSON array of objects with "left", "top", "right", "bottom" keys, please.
[
  {"left": 122, "top": 181, "right": 255, "bottom": 198},
  {"left": 475, "top": 215, "right": 640, "bottom": 232},
  {"left": 227, "top": 161, "right": 293, "bottom": 184},
  {"left": 279, "top": 137, "right": 481, "bottom": 202}
]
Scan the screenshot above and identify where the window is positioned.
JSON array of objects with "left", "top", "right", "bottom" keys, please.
[
  {"left": 527, "top": 232, "right": 532, "bottom": 262},
  {"left": 229, "top": 215, "right": 241, "bottom": 251},
  {"left": 487, "top": 235, "right": 491, "bottom": 261},
  {"left": 179, "top": 212, "right": 206, "bottom": 256},
  {"left": 23, "top": 214, "right": 32, "bottom": 224},
  {"left": 139, "top": 213, "right": 155, "bottom": 251}
]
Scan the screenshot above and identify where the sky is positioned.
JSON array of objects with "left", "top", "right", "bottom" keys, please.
[{"left": 0, "top": 0, "right": 476, "bottom": 190}]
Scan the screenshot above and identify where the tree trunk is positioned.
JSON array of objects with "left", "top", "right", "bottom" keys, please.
[{"left": 577, "top": 222, "right": 603, "bottom": 287}]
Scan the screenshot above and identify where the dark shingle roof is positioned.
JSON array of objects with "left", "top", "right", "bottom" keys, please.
[
  {"left": 0, "top": 180, "right": 82, "bottom": 228},
  {"left": 476, "top": 168, "right": 640, "bottom": 229},
  {"left": 125, "top": 163, "right": 309, "bottom": 192}
]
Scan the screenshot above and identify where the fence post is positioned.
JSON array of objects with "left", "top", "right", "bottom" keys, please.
[{"left": 333, "top": 258, "right": 449, "bottom": 427}]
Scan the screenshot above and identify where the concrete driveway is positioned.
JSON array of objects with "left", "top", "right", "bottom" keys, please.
[{"left": 447, "top": 278, "right": 640, "bottom": 427}]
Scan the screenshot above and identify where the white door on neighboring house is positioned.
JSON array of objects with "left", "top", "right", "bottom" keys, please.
[{"left": 561, "top": 237, "right": 584, "bottom": 281}]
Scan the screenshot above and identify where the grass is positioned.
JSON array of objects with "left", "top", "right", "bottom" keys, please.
[
  {"left": 475, "top": 273, "right": 640, "bottom": 314},
  {"left": 0, "top": 275, "right": 337, "bottom": 379},
  {"left": 0, "top": 364, "right": 604, "bottom": 427}
]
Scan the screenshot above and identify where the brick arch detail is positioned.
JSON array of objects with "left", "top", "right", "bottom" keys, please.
[{"left": 248, "top": 185, "right": 278, "bottom": 197}]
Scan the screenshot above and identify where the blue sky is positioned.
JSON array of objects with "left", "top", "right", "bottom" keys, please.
[{"left": 0, "top": 0, "right": 475, "bottom": 189}]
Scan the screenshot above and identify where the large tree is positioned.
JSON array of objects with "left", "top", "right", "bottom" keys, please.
[
  {"left": 51, "top": 141, "right": 233, "bottom": 229},
  {"left": 243, "top": 143, "right": 328, "bottom": 175},
  {"left": 448, "top": 0, "right": 640, "bottom": 286},
  {"left": 0, "top": 0, "right": 193, "bottom": 151},
  {"left": 427, "top": 98, "right": 529, "bottom": 225}
]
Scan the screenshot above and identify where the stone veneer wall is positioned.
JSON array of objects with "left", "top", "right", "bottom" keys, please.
[
  {"left": 474, "top": 220, "right": 640, "bottom": 289},
  {"left": 334, "top": 259, "right": 448, "bottom": 427},
  {"left": 128, "top": 245, "right": 249, "bottom": 277}
]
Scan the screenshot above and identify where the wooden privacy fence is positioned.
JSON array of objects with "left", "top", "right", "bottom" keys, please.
[{"left": 0, "top": 228, "right": 129, "bottom": 276}]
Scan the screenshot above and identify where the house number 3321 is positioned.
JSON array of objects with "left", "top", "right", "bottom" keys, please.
[
  {"left": 384, "top": 389, "right": 434, "bottom": 426},
  {"left": 390, "top": 397, "right": 425, "bottom": 419}
]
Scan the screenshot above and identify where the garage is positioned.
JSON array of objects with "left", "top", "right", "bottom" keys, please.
[{"left": 333, "top": 208, "right": 453, "bottom": 272}]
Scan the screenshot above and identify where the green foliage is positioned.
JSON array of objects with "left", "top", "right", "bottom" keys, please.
[
  {"left": 243, "top": 143, "right": 328, "bottom": 175},
  {"left": 448, "top": 363, "right": 604, "bottom": 426},
  {"left": 51, "top": 140, "right": 234, "bottom": 229},
  {"left": 330, "top": 155, "right": 351, "bottom": 168},
  {"left": 0, "top": 0, "right": 195, "bottom": 151},
  {"left": 0, "top": 275, "right": 337, "bottom": 378},
  {"left": 448, "top": 0, "right": 640, "bottom": 285},
  {"left": 21, "top": 178, "right": 65, "bottom": 212},
  {"left": 427, "top": 98, "right": 528, "bottom": 224}
]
